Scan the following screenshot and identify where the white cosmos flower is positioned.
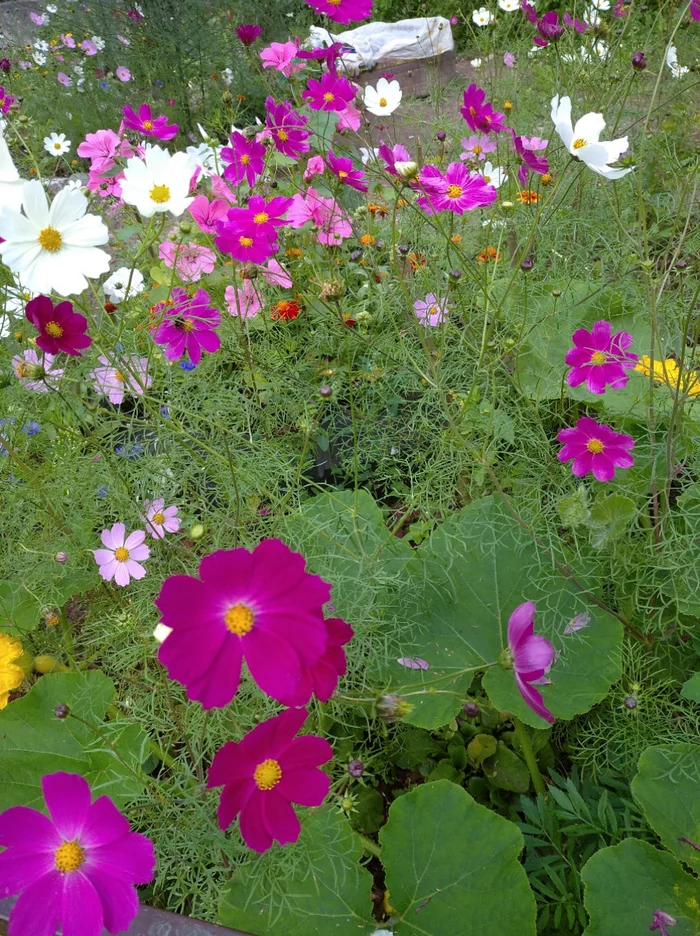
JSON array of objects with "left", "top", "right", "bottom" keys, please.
[
  {"left": 43, "top": 132, "right": 71, "bottom": 156},
  {"left": 91, "top": 35, "right": 106, "bottom": 51},
  {"left": 0, "top": 131, "right": 24, "bottom": 213},
  {"left": 666, "top": 45, "right": 689, "bottom": 78},
  {"left": 46, "top": 3, "right": 58, "bottom": 12},
  {"left": 363, "top": 77, "right": 402, "bottom": 116},
  {"left": 551, "top": 95, "right": 632, "bottom": 180},
  {"left": 584, "top": 7, "right": 601, "bottom": 25},
  {"left": 472, "top": 7, "right": 495, "bottom": 25},
  {"left": 498, "top": 0, "right": 520, "bottom": 10},
  {"left": 590, "top": 0, "right": 610, "bottom": 8},
  {"left": 0, "top": 180, "right": 110, "bottom": 296},
  {"left": 34, "top": 40, "right": 49, "bottom": 52},
  {"left": 478, "top": 161, "right": 508, "bottom": 188},
  {"left": 186, "top": 142, "right": 222, "bottom": 177},
  {"left": 103, "top": 266, "right": 146, "bottom": 303},
  {"left": 221, "top": 67, "right": 233, "bottom": 86},
  {"left": 471, "top": 58, "right": 483, "bottom": 68},
  {"left": 120, "top": 146, "right": 195, "bottom": 218},
  {"left": 32, "top": 52, "right": 47, "bottom": 65},
  {"left": 359, "top": 146, "right": 379, "bottom": 165}
]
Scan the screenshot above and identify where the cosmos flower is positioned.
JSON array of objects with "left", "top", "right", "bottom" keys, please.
[
  {"left": 221, "top": 131, "right": 266, "bottom": 187},
  {"left": 225, "top": 280, "right": 261, "bottom": 318},
  {"left": 510, "top": 130, "right": 549, "bottom": 186},
  {"left": 276, "top": 618, "right": 353, "bottom": 706},
  {"left": 90, "top": 355, "right": 152, "bottom": 404},
  {"left": 0, "top": 773, "right": 155, "bottom": 934},
  {"left": 286, "top": 188, "right": 353, "bottom": 245},
  {"left": 417, "top": 161, "right": 498, "bottom": 215},
  {"left": 414, "top": 294, "right": 449, "bottom": 326},
  {"left": 122, "top": 103, "right": 178, "bottom": 140},
  {"left": 141, "top": 499, "right": 181, "bottom": 539},
  {"left": 363, "top": 77, "right": 402, "bottom": 116},
  {"left": 302, "top": 72, "right": 356, "bottom": 112},
  {"left": 94, "top": 523, "right": 150, "bottom": 585},
  {"left": 103, "top": 267, "right": 145, "bottom": 303},
  {"left": 155, "top": 539, "right": 339, "bottom": 708},
  {"left": 116, "top": 65, "right": 131, "bottom": 81},
  {"left": 12, "top": 349, "right": 64, "bottom": 392},
  {"left": 461, "top": 84, "right": 507, "bottom": 134},
  {"left": 557, "top": 417, "right": 635, "bottom": 481},
  {"left": 189, "top": 195, "right": 230, "bottom": 235},
  {"left": 305, "top": 0, "right": 373, "bottom": 24},
  {"left": 472, "top": 6, "right": 495, "bottom": 25},
  {"left": 43, "top": 132, "right": 71, "bottom": 157},
  {"left": 76, "top": 128, "right": 121, "bottom": 172},
  {"left": 0, "top": 130, "right": 25, "bottom": 213},
  {"left": 215, "top": 219, "right": 278, "bottom": 264},
  {"left": 236, "top": 23, "right": 262, "bottom": 45},
  {"left": 690, "top": 0, "right": 700, "bottom": 22},
  {"left": 158, "top": 242, "right": 216, "bottom": 282},
  {"left": 265, "top": 97, "right": 310, "bottom": 161},
  {"left": 565, "top": 320, "right": 637, "bottom": 393},
  {"left": 551, "top": 95, "right": 632, "bottom": 179},
  {"left": 325, "top": 150, "right": 368, "bottom": 191},
  {"left": 337, "top": 100, "right": 362, "bottom": 131},
  {"left": 0, "top": 633, "right": 23, "bottom": 709},
  {"left": 377, "top": 141, "right": 411, "bottom": 175},
  {"left": 535, "top": 10, "right": 565, "bottom": 44},
  {"left": 478, "top": 161, "right": 508, "bottom": 188},
  {"left": 665, "top": 45, "right": 689, "bottom": 78},
  {"left": 260, "top": 258, "right": 292, "bottom": 288},
  {"left": 25, "top": 295, "right": 91, "bottom": 357},
  {"left": 506, "top": 601, "right": 555, "bottom": 723},
  {"left": 224, "top": 194, "right": 293, "bottom": 239},
  {"left": 260, "top": 41, "right": 304, "bottom": 78},
  {"left": 460, "top": 133, "right": 497, "bottom": 161},
  {"left": 120, "top": 146, "right": 195, "bottom": 217},
  {"left": 151, "top": 287, "right": 221, "bottom": 364}
]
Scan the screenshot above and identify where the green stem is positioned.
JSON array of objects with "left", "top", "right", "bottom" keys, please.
[
  {"left": 513, "top": 717, "right": 546, "bottom": 796},
  {"left": 357, "top": 834, "right": 382, "bottom": 858}
]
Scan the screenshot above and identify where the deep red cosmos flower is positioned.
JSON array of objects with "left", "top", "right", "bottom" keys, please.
[
  {"left": 236, "top": 24, "right": 262, "bottom": 45},
  {"left": 25, "top": 295, "right": 92, "bottom": 356}
]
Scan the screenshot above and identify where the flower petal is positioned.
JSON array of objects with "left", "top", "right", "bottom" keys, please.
[{"left": 42, "top": 773, "right": 92, "bottom": 839}]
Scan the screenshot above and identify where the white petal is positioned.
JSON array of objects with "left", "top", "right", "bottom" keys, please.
[
  {"left": 20, "top": 180, "right": 50, "bottom": 227},
  {"left": 49, "top": 186, "right": 87, "bottom": 229},
  {"left": 572, "top": 111, "right": 606, "bottom": 146}
]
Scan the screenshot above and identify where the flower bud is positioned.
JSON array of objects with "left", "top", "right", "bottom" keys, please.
[
  {"left": 395, "top": 160, "right": 419, "bottom": 180},
  {"left": 347, "top": 758, "right": 364, "bottom": 778},
  {"left": 398, "top": 244, "right": 410, "bottom": 255},
  {"left": 520, "top": 256, "right": 535, "bottom": 271},
  {"left": 0, "top": 59, "right": 11, "bottom": 73},
  {"left": 632, "top": 51, "right": 647, "bottom": 71},
  {"left": 500, "top": 200, "right": 515, "bottom": 213},
  {"left": 34, "top": 655, "right": 69, "bottom": 674},
  {"left": 222, "top": 90, "right": 233, "bottom": 105},
  {"left": 55, "top": 551, "right": 68, "bottom": 564},
  {"left": 462, "top": 701, "right": 480, "bottom": 718},
  {"left": 189, "top": 523, "right": 205, "bottom": 541},
  {"left": 448, "top": 268, "right": 462, "bottom": 280},
  {"left": 377, "top": 692, "right": 414, "bottom": 720},
  {"left": 318, "top": 384, "right": 333, "bottom": 398},
  {"left": 624, "top": 695, "right": 637, "bottom": 709},
  {"left": 349, "top": 249, "right": 363, "bottom": 262},
  {"left": 435, "top": 130, "right": 447, "bottom": 142},
  {"left": 24, "top": 363, "right": 45, "bottom": 380},
  {"left": 552, "top": 288, "right": 562, "bottom": 297},
  {"left": 54, "top": 703, "right": 71, "bottom": 719},
  {"left": 178, "top": 221, "right": 192, "bottom": 235}
]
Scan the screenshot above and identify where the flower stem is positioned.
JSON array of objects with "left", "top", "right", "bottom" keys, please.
[
  {"left": 513, "top": 717, "right": 546, "bottom": 796},
  {"left": 357, "top": 834, "right": 382, "bottom": 858}
]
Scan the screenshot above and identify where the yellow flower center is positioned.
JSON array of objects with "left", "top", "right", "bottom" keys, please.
[
  {"left": 16, "top": 362, "right": 28, "bottom": 378},
  {"left": 38, "top": 226, "right": 62, "bottom": 252},
  {"left": 224, "top": 602, "right": 254, "bottom": 636},
  {"left": 469, "top": 106, "right": 477, "bottom": 116},
  {"left": 114, "top": 546, "right": 130, "bottom": 562},
  {"left": 323, "top": 92, "right": 335, "bottom": 103},
  {"left": 150, "top": 184, "right": 171, "bottom": 204},
  {"left": 55, "top": 841, "right": 85, "bottom": 873},
  {"left": 253, "top": 212, "right": 269, "bottom": 224},
  {"left": 473, "top": 145, "right": 482, "bottom": 153},
  {"left": 114, "top": 370, "right": 125, "bottom": 383},
  {"left": 182, "top": 318, "right": 195, "bottom": 332},
  {"left": 239, "top": 235, "right": 254, "bottom": 248},
  {"left": 143, "top": 120, "right": 154, "bottom": 131},
  {"left": 277, "top": 129, "right": 289, "bottom": 141},
  {"left": 45, "top": 321, "right": 63, "bottom": 337},
  {"left": 483, "top": 175, "right": 491, "bottom": 183},
  {"left": 379, "top": 97, "right": 387, "bottom": 107},
  {"left": 429, "top": 305, "right": 439, "bottom": 315},
  {"left": 590, "top": 351, "right": 607, "bottom": 365},
  {"left": 152, "top": 512, "right": 165, "bottom": 524},
  {"left": 586, "top": 438, "right": 605, "bottom": 454},
  {"left": 572, "top": 138, "right": 587, "bottom": 150},
  {"left": 327, "top": 0, "right": 341, "bottom": 6},
  {"left": 541, "top": 172, "right": 553, "bottom": 184},
  {"left": 446, "top": 184, "right": 463, "bottom": 199},
  {"left": 240, "top": 153, "right": 250, "bottom": 165},
  {"left": 338, "top": 170, "right": 348, "bottom": 178},
  {"left": 54, "top": 143, "right": 62, "bottom": 150},
  {"left": 253, "top": 758, "right": 282, "bottom": 790}
]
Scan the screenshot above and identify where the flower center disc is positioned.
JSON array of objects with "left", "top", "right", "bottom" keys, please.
[
  {"left": 323, "top": 92, "right": 335, "bottom": 103},
  {"left": 590, "top": 351, "right": 607, "bottom": 365},
  {"left": 379, "top": 97, "right": 387, "bottom": 107},
  {"left": 38, "top": 226, "right": 62, "bottom": 252},
  {"left": 150, "top": 184, "right": 171, "bottom": 204},
  {"left": 446, "top": 184, "right": 463, "bottom": 199},
  {"left": 152, "top": 512, "right": 165, "bottom": 524},
  {"left": 253, "top": 212, "right": 269, "bottom": 225},
  {"left": 225, "top": 602, "right": 254, "bottom": 636},
  {"left": 143, "top": 120, "right": 154, "bottom": 130},
  {"left": 254, "top": 758, "right": 282, "bottom": 790},
  {"left": 586, "top": 438, "right": 605, "bottom": 454},
  {"left": 239, "top": 235, "right": 254, "bottom": 248},
  {"left": 46, "top": 321, "right": 63, "bottom": 337},
  {"left": 240, "top": 153, "right": 250, "bottom": 165},
  {"left": 277, "top": 129, "right": 289, "bottom": 141},
  {"left": 55, "top": 840, "right": 85, "bottom": 872},
  {"left": 114, "top": 546, "right": 130, "bottom": 562},
  {"left": 572, "top": 138, "right": 587, "bottom": 150}
]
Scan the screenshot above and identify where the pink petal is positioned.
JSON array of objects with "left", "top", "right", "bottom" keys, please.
[
  {"left": 93, "top": 549, "right": 114, "bottom": 567},
  {"left": 7, "top": 871, "right": 62, "bottom": 936},
  {"left": 88, "top": 832, "right": 156, "bottom": 884},
  {"left": 516, "top": 674, "right": 555, "bottom": 724},
  {"left": 98, "top": 559, "right": 118, "bottom": 582},
  {"left": 239, "top": 792, "right": 273, "bottom": 853},
  {"left": 107, "top": 523, "right": 126, "bottom": 548},
  {"left": 243, "top": 628, "right": 303, "bottom": 701},
  {"left": 261, "top": 790, "right": 301, "bottom": 846},
  {"left": 60, "top": 871, "right": 104, "bottom": 936},
  {"left": 0, "top": 806, "right": 60, "bottom": 851},
  {"left": 42, "top": 773, "right": 92, "bottom": 840},
  {"left": 81, "top": 797, "right": 130, "bottom": 848},
  {"left": 276, "top": 768, "right": 330, "bottom": 806},
  {"left": 127, "top": 544, "right": 150, "bottom": 562},
  {"left": 124, "top": 530, "right": 145, "bottom": 550},
  {"left": 0, "top": 849, "right": 55, "bottom": 896},
  {"left": 514, "top": 633, "right": 554, "bottom": 680},
  {"left": 180, "top": 634, "right": 242, "bottom": 709},
  {"left": 507, "top": 601, "right": 536, "bottom": 651},
  {"left": 82, "top": 869, "right": 139, "bottom": 934},
  {"left": 396, "top": 657, "right": 429, "bottom": 670},
  {"left": 113, "top": 562, "right": 132, "bottom": 587},
  {"left": 279, "top": 735, "right": 333, "bottom": 772}
]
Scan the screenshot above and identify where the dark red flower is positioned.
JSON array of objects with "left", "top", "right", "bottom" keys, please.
[
  {"left": 236, "top": 24, "right": 262, "bottom": 45},
  {"left": 25, "top": 295, "right": 92, "bottom": 357}
]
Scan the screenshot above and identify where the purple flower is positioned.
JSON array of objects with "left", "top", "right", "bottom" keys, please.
[
  {"left": 632, "top": 51, "right": 647, "bottom": 70},
  {"left": 302, "top": 72, "right": 355, "bottom": 112},
  {"left": 94, "top": 523, "right": 150, "bottom": 585},
  {"left": 326, "top": 150, "right": 368, "bottom": 191},
  {"left": 221, "top": 131, "right": 266, "bottom": 187},
  {"left": 522, "top": 0, "right": 538, "bottom": 22},
  {"left": 122, "top": 103, "right": 178, "bottom": 141},
  {"left": 0, "top": 59, "right": 10, "bottom": 73},
  {"left": 650, "top": 910, "right": 677, "bottom": 936},
  {"left": 413, "top": 293, "right": 448, "bottom": 326},
  {"left": 236, "top": 23, "right": 262, "bottom": 45},
  {"left": 691, "top": 0, "right": 700, "bottom": 21},
  {"left": 378, "top": 141, "right": 411, "bottom": 175},
  {"left": 265, "top": 97, "right": 310, "bottom": 161},
  {"left": 29, "top": 11, "right": 45, "bottom": 25},
  {"left": 504, "top": 51, "right": 516, "bottom": 67},
  {"left": 151, "top": 287, "right": 221, "bottom": 365},
  {"left": 305, "top": 0, "right": 373, "bottom": 24},
  {"left": 557, "top": 417, "right": 635, "bottom": 482},
  {"left": 565, "top": 320, "right": 638, "bottom": 394},
  {"left": 510, "top": 130, "right": 549, "bottom": 186},
  {"left": 224, "top": 193, "right": 293, "bottom": 240},
  {"left": 537, "top": 11, "right": 565, "bottom": 41},
  {"left": 0, "top": 773, "right": 155, "bottom": 935},
  {"left": 416, "top": 162, "right": 498, "bottom": 215},
  {"left": 507, "top": 601, "right": 555, "bottom": 723},
  {"left": 461, "top": 84, "right": 507, "bottom": 134},
  {"left": 564, "top": 11, "right": 589, "bottom": 32}
]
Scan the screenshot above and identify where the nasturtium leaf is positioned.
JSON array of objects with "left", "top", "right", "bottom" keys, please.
[
  {"left": 380, "top": 781, "right": 537, "bottom": 935},
  {"left": 631, "top": 743, "right": 700, "bottom": 874},
  {"left": 392, "top": 496, "right": 623, "bottom": 729},
  {"left": 218, "top": 808, "right": 373, "bottom": 935},
  {"left": 588, "top": 493, "right": 637, "bottom": 548},
  {"left": 0, "top": 671, "right": 148, "bottom": 810},
  {"left": 482, "top": 742, "right": 531, "bottom": 793},
  {"left": 582, "top": 838, "right": 700, "bottom": 936},
  {"left": 681, "top": 672, "right": 700, "bottom": 703},
  {"left": 467, "top": 733, "right": 498, "bottom": 766},
  {"left": 0, "top": 583, "right": 41, "bottom": 634}
]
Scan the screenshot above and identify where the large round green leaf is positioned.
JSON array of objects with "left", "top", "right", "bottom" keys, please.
[
  {"left": 380, "top": 780, "right": 536, "bottom": 935},
  {"left": 390, "top": 497, "right": 623, "bottom": 728},
  {"left": 582, "top": 838, "right": 700, "bottom": 936},
  {"left": 632, "top": 743, "right": 700, "bottom": 874}
]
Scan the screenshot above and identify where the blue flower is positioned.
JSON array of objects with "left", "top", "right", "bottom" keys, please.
[
  {"left": 155, "top": 79, "right": 164, "bottom": 87},
  {"left": 115, "top": 443, "right": 144, "bottom": 459},
  {"left": 160, "top": 405, "right": 170, "bottom": 418},
  {"left": 180, "top": 360, "right": 196, "bottom": 372},
  {"left": 99, "top": 80, "right": 109, "bottom": 90},
  {"left": 96, "top": 484, "right": 109, "bottom": 498},
  {"left": 22, "top": 421, "right": 40, "bottom": 436}
]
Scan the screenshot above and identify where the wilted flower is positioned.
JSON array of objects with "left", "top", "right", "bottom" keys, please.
[
  {"left": 12, "top": 349, "right": 64, "bottom": 392},
  {"left": 650, "top": 910, "right": 677, "bottom": 936}
]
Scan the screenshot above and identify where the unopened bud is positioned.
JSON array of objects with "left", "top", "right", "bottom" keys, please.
[
  {"left": 349, "top": 249, "right": 363, "bottom": 261},
  {"left": 189, "top": 523, "right": 205, "bottom": 541},
  {"left": 24, "top": 363, "right": 45, "bottom": 380},
  {"left": 54, "top": 703, "right": 71, "bottom": 719},
  {"left": 318, "top": 384, "right": 333, "bottom": 398},
  {"left": 178, "top": 221, "right": 192, "bottom": 235},
  {"left": 624, "top": 695, "right": 637, "bottom": 709},
  {"left": 435, "top": 130, "right": 447, "bottom": 142},
  {"left": 552, "top": 288, "right": 562, "bottom": 297},
  {"left": 398, "top": 244, "right": 410, "bottom": 255},
  {"left": 448, "top": 268, "right": 462, "bottom": 280},
  {"left": 463, "top": 701, "right": 480, "bottom": 718},
  {"left": 377, "top": 692, "right": 414, "bottom": 720},
  {"left": 347, "top": 758, "right": 364, "bottom": 778},
  {"left": 395, "top": 160, "right": 419, "bottom": 180},
  {"left": 520, "top": 256, "right": 535, "bottom": 271},
  {"left": 55, "top": 551, "right": 68, "bottom": 564},
  {"left": 501, "top": 200, "right": 515, "bottom": 213},
  {"left": 222, "top": 90, "right": 233, "bottom": 105},
  {"left": 632, "top": 51, "right": 647, "bottom": 71}
]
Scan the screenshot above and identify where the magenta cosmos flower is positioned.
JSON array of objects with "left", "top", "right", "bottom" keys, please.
[
  {"left": 122, "top": 103, "right": 178, "bottom": 141},
  {"left": 12, "top": 349, "right": 64, "bottom": 392},
  {"left": 155, "top": 539, "right": 338, "bottom": 708},
  {"left": 265, "top": 98, "right": 310, "bottom": 161},
  {"left": 236, "top": 23, "right": 262, "bottom": 45},
  {"left": 417, "top": 162, "right": 497, "bottom": 215},
  {"left": 510, "top": 130, "right": 549, "bottom": 186},
  {"left": 461, "top": 84, "right": 507, "bottom": 134},
  {"left": 221, "top": 131, "right": 266, "bottom": 187},
  {"left": 565, "top": 320, "right": 637, "bottom": 394},
  {"left": 141, "top": 499, "right": 180, "bottom": 539},
  {"left": 691, "top": 0, "right": 700, "bottom": 21},
  {"left": 207, "top": 707, "right": 332, "bottom": 852},
  {"left": 189, "top": 195, "right": 229, "bottom": 234},
  {"left": 94, "top": 523, "right": 150, "bottom": 586},
  {"left": 326, "top": 150, "right": 368, "bottom": 191},
  {"left": 90, "top": 355, "right": 152, "bottom": 404},
  {"left": 414, "top": 293, "right": 448, "bottom": 326},
  {"left": 25, "top": 295, "right": 91, "bottom": 357},
  {"left": 378, "top": 141, "right": 411, "bottom": 176},
  {"left": 302, "top": 73, "right": 355, "bottom": 112},
  {"left": 305, "top": 0, "right": 373, "bottom": 24},
  {"left": 260, "top": 41, "right": 304, "bottom": 78},
  {"left": 534, "top": 10, "right": 565, "bottom": 45},
  {"left": 557, "top": 417, "right": 635, "bottom": 482},
  {"left": 215, "top": 215, "right": 279, "bottom": 264},
  {"left": 151, "top": 287, "right": 221, "bottom": 365},
  {"left": 224, "top": 194, "right": 293, "bottom": 239},
  {"left": 506, "top": 601, "right": 555, "bottom": 723},
  {"left": 0, "top": 772, "right": 155, "bottom": 936},
  {"left": 277, "top": 617, "right": 353, "bottom": 706}
]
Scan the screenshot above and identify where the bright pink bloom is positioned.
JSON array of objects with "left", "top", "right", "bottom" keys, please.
[
  {"left": 278, "top": 618, "right": 353, "bottom": 706},
  {"left": 12, "top": 349, "right": 64, "bottom": 392},
  {"left": 265, "top": 97, "right": 310, "bottom": 161},
  {"left": 377, "top": 141, "right": 411, "bottom": 175},
  {"left": 141, "top": 499, "right": 181, "bottom": 539},
  {"left": 215, "top": 220, "right": 278, "bottom": 264},
  {"left": 557, "top": 417, "right": 635, "bottom": 482},
  {"left": 690, "top": 0, "right": 700, "bottom": 20},
  {"left": 25, "top": 295, "right": 91, "bottom": 357},
  {"left": 286, "top": 188, "right": 353, "bottom": 245},
  {"left": 414, "top": 293, "right": 448, "bottom": 326},
  {"left": 304, "top": 154, "right": 326, "bottom": 181},
  {"left": 460, "top": 134, "right": 497, "bottom": 161},
  {"left": 260, "top": 258, "right": 292, "bottom": 288},
  {"left": 158, "top": 242, "right": 216, "bottom": 282},
  {"left": 417, "top": 162, "right": 497, "bottom": 215},
  {"left": 0, "top": 87, "right": 15, "bottom": 114},
  {"left": 207, "top": 707, "right": 333, "bottom": 852},
  {"left": 302, "top": 72, "right": 355, "bottom": 112},
  {"left": 461, "top": 84, "right": 507, "bottom": 134},
  {"left": 260, "top": 41, "right": 304, "bottom": 78},
  {"left": 522, "top": 0, "right": 538, "bottom": 22},
  {"left": 336, "top": 100, "right": 362, "bottom": 131},
  {"left": 57, "top": 71, "right": 71, "bottom": 86},
  {"left": 156, "top": 539, "right": 340, "bottom": 708},
  {"left": 236, "top": 23, "right": 262, "bottom": 45},
  {"left": 504, "top": 51, "right": 516, "bottom": 67},
  {"left": 326, "top": 150, "right": 368, "bottom": 191},
  {"left": 565, "top": 320, "right": 637, "bottom": 394},
  {"left": 151, "top": 287, "right": 221, "bottom": 365},
  {"left": 188, "top": 195, "right": 229, "bottom": 234},
  {"left": 87, "top": 169, "right": 123, "bottom": 199},
  {"left": 563, "top": 11, "right": 589, "bottom": 32},
  {"left": 0, "top": 772, "right": 155, "bottom": 935},
  {"left": 94, "top": 523, "right": 150, "bottom": 585},
  {"left": 210, "top": 174, "right": 237, "bottom": 204},
  {"left": 510, "top": 131, "right": 549, "bottom": 186},
  {"left": 116, "top": 65, "right": 131, "bottom": 82},
  {"left": 122, "top": 103, "right": 178, "bottom": 141},
  {"left": 60, "top": 33, "right": 76, "bottom": 48},
  {"left": 77, "top": 128, "right": 121, "bottom": 172},
  {"left": 225, "top": 280, "right": 261, "bottom": 318},
  {"left": 90, "top": 355, "right": 152, "bottom": 404},
  {"left": 507, "top": 601, "right": 555, "bottom": 724},
  {"left": 221, "top": 132, "right": 266, "bottom": 187},
  {"left": 224, "top": 194, "right": 293, "bottom": 239},
  {"left": 81, "top": 39, "right": 98, "bottom": 56},
  {"left": 305, "top": 0, "right": 373, "bottom": 24}
]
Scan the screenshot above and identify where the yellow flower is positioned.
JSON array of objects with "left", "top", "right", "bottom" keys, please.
[
  {"left": 0, "top": 634, "right": 24, "bottom": 709},
  {"left": 635, "top": 356, "right": 700, "bottom": 396}
]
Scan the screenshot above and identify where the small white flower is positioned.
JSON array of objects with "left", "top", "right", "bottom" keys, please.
[
  {"left": 472, "top": 7, "right": 495, "bottom": 25},
  {"left": 185, "top": 142, "right": 222, "bottom": 177},
  {"left": 590, "top": 0, "right": 610, "bottom": 8},
  {"left": 592, "top": 40, "right": 608, "bottom": 59},
  {"left": 359, "top": 146, "right": 379, "bottom": 164},
  {"left": 221, "top": 67, "right": 233, "bottom": 86},
  {"left": 103, "top": 266, "right": 146, "bottom": 303},
  {"left": 363, "top": 77, "right": 402, "bottom": 116},
  {"left": 551, "top": 94, "right": 632, "bottom": 180},
  {"left": 120, "top": 146, "right": 195, "bottom": 218},
  {"left": 46, "top": 3, "right": 58, "bottom": 12},
  {"left": 471, "top": 58, "right": 483, "bottom": 68},
  {"left": 32, "top": 52, "right": 47, "bottom": 65},
  {"left": 584, "top": 7, "right": 601, "bottom": 25},
  {"left": 478, "top": 161, "right": 508, "bottom": 188},
  {"left": 43, "top": 132, "right": 71, "bottom": 157},
  {"left": 498, "top": 0, "right": 520, "bottom": 10},
  {"left": 72, "top": 63, "right": 84, "bottom": 75},
  {"left": 91, "top": 35, "right": 105, "bottom": 51},
  {"left": 666, "top": 45, "right": 689, "bottom": 78},
  {"left": 33, "top": 39, "right": 49, "bottom": 52}
]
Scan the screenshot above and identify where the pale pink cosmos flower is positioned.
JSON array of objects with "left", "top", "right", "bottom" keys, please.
[
  {"left": 87, "top": 169, "right": 123, "bottom": 199},
  {"left": 210, "top": 174, "right": 237, "bottom": 204},
  {"left": 81, "top": 39, "right": 98, "bottom": 56},
  {"left": 12, "top": 349, "right": 64, "bottom": 392},
  {"left": 116, "top": 65, "right": 131, "bottom": 82},
  {"left": 507, "top": 601, "right": 555, "bottom": 723},
  {"left": 225, "top": 280, "right": 261, "bottom": 318},
  {"left": 337, "top": 100, "right": 362, "bottom": 132},
  {"left": 414, "top": 294, "right": 448, "bottom": 326},
  {"left": 141, "top": 499, "right": 181, "bottom": 539},
  {"left": 60, "top": 33, "right": 76, "bottom": 48},
  {"left": 90, "top": 355, "right": 152, "bottom": 404},
  {"left": 261, "top": 258, "right": 292, "bottom": 288},
  {"left": 94, "top": 522, "right": 150, "bottom": 586},
  {"left": 77, "top": 128, "right": 121, "bottom": 172},
  {"left": 504, "top": 51, "right": 516, "bottom": 66},
  {"left": 57, "top": 72, "right": 71, "bottom": 86},
  {"left": 521, "top": 135, "right": 548, "bottom": 151},
  {"left": 460, "top": 134, "right": 497, "bottom": 161},
  {"left": 188, "top": 194, "right": 230, "bottom": 234},
  {"left": 158, "top": 242, "right": 216, "bottom": 282},
  {"left": 117, "top": 34, "right": 131, "bottom": 45},
  {"left": 260, "top": 41, "right": 304, "bottom": 78},
  {"left": 303, "top": 154, "right": 326, "bottom": 181},
  {"left": 286, "top": 188, "right": 353, "bottom": 245}
]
